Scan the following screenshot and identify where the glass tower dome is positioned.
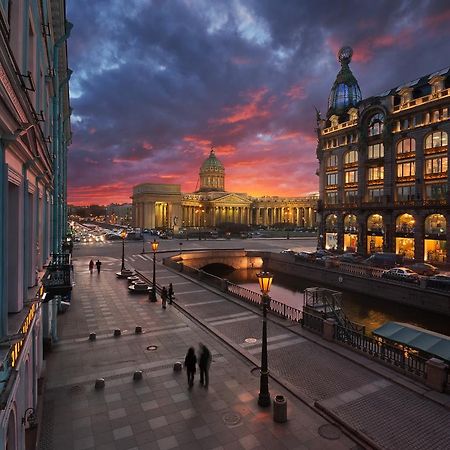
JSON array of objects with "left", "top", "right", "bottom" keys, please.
[{"left": 328, "top": 47, "right": 362, "bottom": 116}]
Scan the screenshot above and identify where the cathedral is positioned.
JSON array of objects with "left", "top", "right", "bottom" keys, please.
[{"left": 132, "top": 147, "right": 318, "bottom": 232}]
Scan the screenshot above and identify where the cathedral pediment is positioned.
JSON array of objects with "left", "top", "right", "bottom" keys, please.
[{"left": 210, "top": 193, "right": 251, "bottom": 205}]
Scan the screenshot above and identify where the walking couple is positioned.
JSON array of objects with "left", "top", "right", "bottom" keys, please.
[{"left": 184, "top": 344, "right": 211, "bottom": 389}]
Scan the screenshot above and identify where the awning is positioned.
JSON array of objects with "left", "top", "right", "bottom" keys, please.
[{"left": 373, "top": 322, "right": 450, "bottom": 362}]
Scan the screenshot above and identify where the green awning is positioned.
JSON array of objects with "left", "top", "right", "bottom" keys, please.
[{"left": 372, "top": 322, "right": 450, "bottom": 362}]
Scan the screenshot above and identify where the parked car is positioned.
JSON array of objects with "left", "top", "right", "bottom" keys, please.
[
  {"left": 280, "top": 249, "right": 296, "bottom": 255},
  {"left": 381, "top": 267, "right": 420, "bottom": 284},
  {"left": 406, "top": 262, "right": 439, "bottom": 276},
  {"left": 337, "top": 253, "right": 363, "bottom": 264},
  {"left": 364, "top": 252, "right": 404, "bottom": 269},
  {"left": 426, "top": 274, "right": 450, "bottom": 291},
  {"left": 295, "top": 251, "right": 315, "bottom": 261}
]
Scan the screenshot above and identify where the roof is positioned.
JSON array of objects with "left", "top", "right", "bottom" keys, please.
[
  {"left": 372, "top": 322, "right": 450, "bottom": 362},
  {"left": 200, "top": 148, "right": 224, "bottom": 172},
  {"left": 374, "top": 66, "right": 450, "bottom": 98}
]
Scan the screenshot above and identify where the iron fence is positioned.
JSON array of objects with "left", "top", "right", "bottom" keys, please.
[
  {"left": 335, "top": 324, "right": 427, "bottom": 378},
  {"left": 301, "top": 311, "right": 324, "bottom": 334}
]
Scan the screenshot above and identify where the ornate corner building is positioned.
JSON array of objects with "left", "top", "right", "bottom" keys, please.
[
  {"left": 132, "top": 148, "right": 318, "bottom": 231},
  {"left": 317, "top": 47, "right": 449, "bottom": 263}
]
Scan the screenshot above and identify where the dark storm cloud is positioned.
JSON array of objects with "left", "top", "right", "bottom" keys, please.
[{"left": 67, "top": 0, "right": 450, "bottom": 204}]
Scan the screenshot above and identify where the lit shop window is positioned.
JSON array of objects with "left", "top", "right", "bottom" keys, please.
[
  {"left": 425, "top": 131, "right": 448, "bottom": 149},
  {"left": 397, "top": 138, "right": 415, "bottom": 155},
  {"left": 425, "top": 156, "right": 448, "bottom": 175},
  {"left": 326, "top": 154, "right": 338, "bottom": 167},
  {"left": 344, "top": 150, "right": 358, "bottom": 164},
  {"left": 368, "top": 143, "right": 384, "bottom": 159},
  {"left": 345, "top": 170, "right": 358, "bottom": 184},
  {"left": 326, "top": 173, "right": 338, "bottom": 185},
  {"left": 368, "top": 113, "right": 384, "bottom": 136},
  {"left": 368, "top": 166, "right": 384, "bottom": 181},
  {"left": 397, "top": 161, "right": 415, "bottom": 178}
]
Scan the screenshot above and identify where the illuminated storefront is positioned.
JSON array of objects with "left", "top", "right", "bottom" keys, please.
[
  {"left": 325, "top": 214, "right": 338, "bottom": 250},
  {"left": 367, "top": 214, "right": 384, "bottom": 254},
  {"left": 424, "top": 214, "right": 447, "bottom": 263},
  {"left": 344, "top": 214, "right": 358, "bottom": 251},
  {"left": 395, "top": 214, "right": 415, "bottom": 259}
]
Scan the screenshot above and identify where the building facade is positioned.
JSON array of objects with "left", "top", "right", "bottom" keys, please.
[
  {"left": 0, "top": 1, "right": 71, "bottom": 449},
  {"left": 133, "top": 148, "right": 318, "bottom": 231},
  {"left": 317, "top": 47, "right": 449, "bottom": 263}
]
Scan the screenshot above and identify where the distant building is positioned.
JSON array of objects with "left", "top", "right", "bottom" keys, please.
[
  {"left": 132, "top": 148, "right": 318, "bottom": 231},
  {"left": 0, "top": 1, "right": 71, "bottom": 447},
  {"left": 105, "top": 203, "right": 132, "bottom": 225},
  {"left": 316, "top": 47, "right": 449, "bottom": 262}
]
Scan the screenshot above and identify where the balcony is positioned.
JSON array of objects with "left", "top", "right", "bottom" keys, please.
[
  {"left": 322, "top": 119, "right": 358, "bottom": 135},
  {"left": 42, "top": 253, "right": 73, "bottom": 297}
]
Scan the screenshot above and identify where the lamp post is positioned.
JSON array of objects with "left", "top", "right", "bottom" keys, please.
[
  {"left": 120, "top": 229, "right": 127, "bottom": 272},
  {"left": 151, "top": 239, "right": 159, "bottom": 302},
  {"left": 256, "top": 271, "right": 273, "bottom": 407}
]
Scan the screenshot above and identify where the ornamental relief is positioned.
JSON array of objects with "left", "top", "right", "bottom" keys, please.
[{"left": 0, "top": 62, "right": 28, "bottom": 123}]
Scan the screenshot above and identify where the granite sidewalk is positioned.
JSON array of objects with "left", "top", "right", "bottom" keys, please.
[
  {"left": 128, "top": 252, "right": 450, "bottom": 450},
  {"left": 38, "top": 256, "right": 361, "bottom": 450}
]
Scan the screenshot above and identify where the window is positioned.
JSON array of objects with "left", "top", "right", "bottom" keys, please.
[
  {"left": 368, "top": 188, "right": 384, "bottom": 202},
  {"left": 344, "top": 150, "right": 358, "bottom": 164},
  {"left": 368, "top": 166, "right": 384, "bottom": 181},
  {"left": 425, "top": 183, "right": 448, "bottom": 200},
  {"left": 326, "top": 154, "right": 338, "bottom": 167},
  {"left": 326, "top": 173, "right": 338, "bottom": 185},
  {"left": 344, "top": 190, "right": 358, "bottom": 204},
  {"left": 368, "top": 143, "right": 384, "bottom": 159},
  {"left": 326, "top": 191, "right": 338, "bottom": 204},
  {"left": 397, "top": 185, "right": 415, "bottom": 201},
  {"left": 425, "top": 156, "right": 448, "bottom": 174},
  {"left": 425, "top": 131, "right": 448, "bottom": 149},
  {"left": 345, "top": 170, "right": 357, "bottom": 184},
  {"left": 397, "top": 138, "right": 416, "bottom": 155},
  {"left": 397, "top": 161, "right": 415, "bottom": 178},
  {"left": 368, "top": 113, "right": 384, "bottom": 136}
]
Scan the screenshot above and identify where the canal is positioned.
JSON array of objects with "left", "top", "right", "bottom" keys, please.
[{"left": 205, "top": 266, "right": 450, "bottom": 336}]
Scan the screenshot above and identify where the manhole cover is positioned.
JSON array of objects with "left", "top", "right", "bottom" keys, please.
[
  {"left": 318, "top": 424, "right": 342, "bottom": 440},
  {"left": 68, "top": 385, "right": 84, "bottom": 396},
  {"left": 250, "top": 367, "right": 260, "bottom": 377},
  {"left": 222, "top": 412, "right": 241, "bottom": 426},
  {"left": 244, "top": 337, "right": 257, "bottom": 344},
  {"left": 146, "top": 345, "right": 158, "bottom": 351}
]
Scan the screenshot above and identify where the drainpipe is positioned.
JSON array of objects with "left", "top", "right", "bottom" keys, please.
[
  {"left": 51, "top": 21, "right": 73, "bottom": 255},
  {"left": 0, "top": 140, "right": 6, "bottom": 338}
]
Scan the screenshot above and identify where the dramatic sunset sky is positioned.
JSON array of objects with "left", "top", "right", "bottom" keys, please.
[{"left": 67, "top": 0, "right": 450, "bottom": 205}]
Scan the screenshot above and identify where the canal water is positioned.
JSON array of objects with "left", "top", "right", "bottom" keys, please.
[{"left": 205, "top": 266, "right": 450, "bottom": 336}]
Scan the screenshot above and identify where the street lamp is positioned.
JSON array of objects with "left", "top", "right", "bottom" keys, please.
[
  {"left": 151, "top": 239, "right": 159, "bottom": 302},
  {"left": 256, "top": 271, "right": 273, "bottom": 407},
  {"left": 120, "top": 229, "right": 127, "bottom": 271}
]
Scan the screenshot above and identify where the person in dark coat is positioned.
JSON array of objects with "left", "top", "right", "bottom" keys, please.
[
  {"left": 184, "top": 347, "right": 197, "bottom": 388},
  {"left": 89, "top": 260, "right": 94, "bottom": 274},
  {"left": 161, "top": 286, "right": 168, "bottom": 309},
  {"left": 168, "top": 283, "right": 174, "bottom": 304},
  {"left": 199, "top": 343, "right": 211, "bottom": 388},
  {"left": 95, "top": 259, "right": 102, "bottom": 274}
]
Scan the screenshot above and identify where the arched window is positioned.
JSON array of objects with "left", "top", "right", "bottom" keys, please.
[
  {"left": 367, "top": 214, "right": 384, "bottom": 232},
  {"left": 344, "top": 214, "right": 358, "bottom": 232},
  {"left": 325, "top": 214, "right": 338, "bottom": 232},
  {"left": 425, "top": 214, "right": 446, "bottom": 235},
  {"left": 397, "top": 138, "right": 416, "bottom": 155},
  {"left": 396, "top": 213, "right": 415, "bottom": 233},
  {"left": 344, "top": 150, "right": 358, "bottom": 164},
  {"left": 326, "top": 154, "right": 338, "bottom": 167},
  {"left": 368, "top": 113, "right": 384, "bottom": 136},
  {"left": 425, "top": 131, "right": 448, "bottom": 149}
]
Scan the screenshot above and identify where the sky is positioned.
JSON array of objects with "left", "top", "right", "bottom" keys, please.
[{"left": 67, "top": 0, "right": 450, "bottom": 206}]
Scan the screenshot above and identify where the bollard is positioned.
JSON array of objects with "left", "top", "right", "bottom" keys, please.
[
  {"left": 135, "top": 326, "right": 142, "bottom": 334},
  {"left": 95, "top": 378, "right": 105, "bottom": 390},
  {"left": 133, "top": 370, "right": 143, "bottom": 381},
  {"left": 114, "top": 329, "right": 121, "bottom": 337},
  {"left": 273, "top": 395, "right": 287, "bottom": 423},
  {"left": 173, "top": 361, "right": 183, "bottom": 372},
  {"left": 89, "top": 332, "right": 96, "bottom": 341}
]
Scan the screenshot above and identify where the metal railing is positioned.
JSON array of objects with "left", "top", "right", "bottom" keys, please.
[
  {"left": 335, "top": 324, "right": 427, "bottom": 378},
  {"left": 301, "top": 311, "right": 324, "bottom": 334}
]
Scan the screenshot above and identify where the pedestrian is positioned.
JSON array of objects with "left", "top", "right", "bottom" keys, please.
[
  {"left": 199, "top": 343, "right": 211, "bottom": 388},
  {"left": 184, "top": 347, "right": 197, "bottom": 388},
  {"left": 168, "top": 283, "right": 174, "bottom": 304},
  {"left": 95, "top": 259, "right": 102, "bottom": 274},
  {"left": 89, "top": 259, "right": 94, "bottom": 274},
  {"left": 161, "top": 286, "right": 168, "bottom": 309}
]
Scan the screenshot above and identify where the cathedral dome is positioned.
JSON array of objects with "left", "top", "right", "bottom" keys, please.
[
  {"left": 327, "top": 46, "right": 362, "bottom": 116},
  {"left": 198, "top": 147, "right": 225, "bottom": 192},
  {"left": 201, "top": 148, "right": 224, "bottom": 171}
]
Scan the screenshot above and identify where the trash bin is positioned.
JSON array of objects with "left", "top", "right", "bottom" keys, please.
[{"left": 273, "top": 395, "right": 287, "bottom": 423}]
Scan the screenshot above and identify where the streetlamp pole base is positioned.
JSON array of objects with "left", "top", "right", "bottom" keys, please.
[
  {"left": 258, "top": 370, "right": 270, "bottom": 407},
  {"left": 258, "top": 392, "right": 271, "bottom": 407}
]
